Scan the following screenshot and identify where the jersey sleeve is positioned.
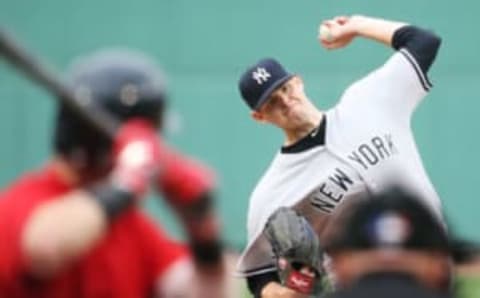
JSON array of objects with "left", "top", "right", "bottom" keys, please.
[
  {"left": 156, "top": 147, "right": 216, "bottom": 206},
  {"left": 237, "top": 232, "right": 277, "bottom": 278},
  {"left": 339, "top": 26, "right": 441, "bottom": 122},
  {"left": 392, "top": 25, "right": 442, "bottom": 75},
  {"left": 339, "top": 50, "right": 430, "bottom": 123}
]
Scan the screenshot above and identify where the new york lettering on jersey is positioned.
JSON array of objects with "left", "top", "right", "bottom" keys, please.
[
  {"left": 303, "top": 133, "right": 399, "bottom": 215},
  {"left": 347, "top": 134, "right": 398, "bottom": 170}
]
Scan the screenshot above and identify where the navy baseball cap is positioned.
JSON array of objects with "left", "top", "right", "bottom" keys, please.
[
  {"left": 324, "top": 187, "right": 452, "bottom": 253},
  {"left": 238, "top": 58, "right": 295, "bottom": 110}
]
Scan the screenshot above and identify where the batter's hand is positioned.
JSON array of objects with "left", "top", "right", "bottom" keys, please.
[
  {"left": 318, "top": 15, "right": 357, "bottom": 50},
  {"left": 111, "top": 118, "right": 162, "bottom": 199}
]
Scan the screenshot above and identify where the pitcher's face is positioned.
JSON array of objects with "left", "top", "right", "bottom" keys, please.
[{"left": 253, "top": 76, "right": 313, "bottom": 130}]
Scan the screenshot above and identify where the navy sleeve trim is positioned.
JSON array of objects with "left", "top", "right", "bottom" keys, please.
[
  {"left": 400, "top": 48, "right": 432, "bottom": 92},
  {"left": 247, "top": 270, "right": 280, "bottom": 297},
  {"left": 392, "top": 25, "right": 441, "bottom": 75}
]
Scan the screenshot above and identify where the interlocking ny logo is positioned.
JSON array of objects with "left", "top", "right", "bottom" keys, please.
[{"left": 252, "top": 67, "right": 271, "bottom": 85}]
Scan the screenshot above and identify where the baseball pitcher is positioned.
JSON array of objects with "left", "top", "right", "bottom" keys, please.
[{"left": 236, "top": 15, "right": 443, "bottom": 298}]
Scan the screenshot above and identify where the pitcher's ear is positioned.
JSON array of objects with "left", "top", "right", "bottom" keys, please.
[
  {"left": 294, "top": 76, "right": 305, "bottom": 91},
  {"left": 251, "top": 110, "right": 266, "bottom": 123}
]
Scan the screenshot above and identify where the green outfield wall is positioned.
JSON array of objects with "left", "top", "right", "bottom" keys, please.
[{"left": 1, "top": 0, "right": 479, "bottom": 248}]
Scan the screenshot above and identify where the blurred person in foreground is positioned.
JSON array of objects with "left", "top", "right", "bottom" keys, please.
[
  {"left": 323, "top": 187, "right": 455, "bottom": 298},
  {"left": 0, "top": 49, "right": 233, "bottom": 297}
]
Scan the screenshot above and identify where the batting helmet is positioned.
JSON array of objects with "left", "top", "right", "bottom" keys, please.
[{"left": 53, "top": 48, "right": 167, "bottom": 173}]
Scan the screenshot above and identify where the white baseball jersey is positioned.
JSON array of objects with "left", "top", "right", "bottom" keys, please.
[{"left": 237, "top": 49, "right": 443, "bottom": 277}]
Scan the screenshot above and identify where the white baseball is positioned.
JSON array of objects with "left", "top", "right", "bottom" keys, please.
[{"left": 318, "top": 24, "right": 333, "bottom": 42}]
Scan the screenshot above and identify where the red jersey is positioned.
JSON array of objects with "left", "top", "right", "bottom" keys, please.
[{"left": 0, "top": 164, "right": 188, "bottom": 298}]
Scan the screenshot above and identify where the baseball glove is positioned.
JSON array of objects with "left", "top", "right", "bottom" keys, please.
[{"left": 264, "top": 207, "right": 325, "bottom": 296}]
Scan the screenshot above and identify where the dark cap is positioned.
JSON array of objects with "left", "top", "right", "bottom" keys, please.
[
  {"left": 238, "top": 58, "right": 294, "bottom": 110},
  {"left": 325, "top": 187, "right": 451, "bottom": 253}
]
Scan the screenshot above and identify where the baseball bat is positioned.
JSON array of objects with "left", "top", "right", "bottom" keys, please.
[{"left": 0, "top": 27, "right": 118, "bottom": 139}]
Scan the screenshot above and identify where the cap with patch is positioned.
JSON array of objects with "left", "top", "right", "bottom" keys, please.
[
  {"left": 325, "top": 187, "right": 450, "bottom": 253},
  {"left": 238, "top": 58, "right": 294, "bottom": 110}
]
